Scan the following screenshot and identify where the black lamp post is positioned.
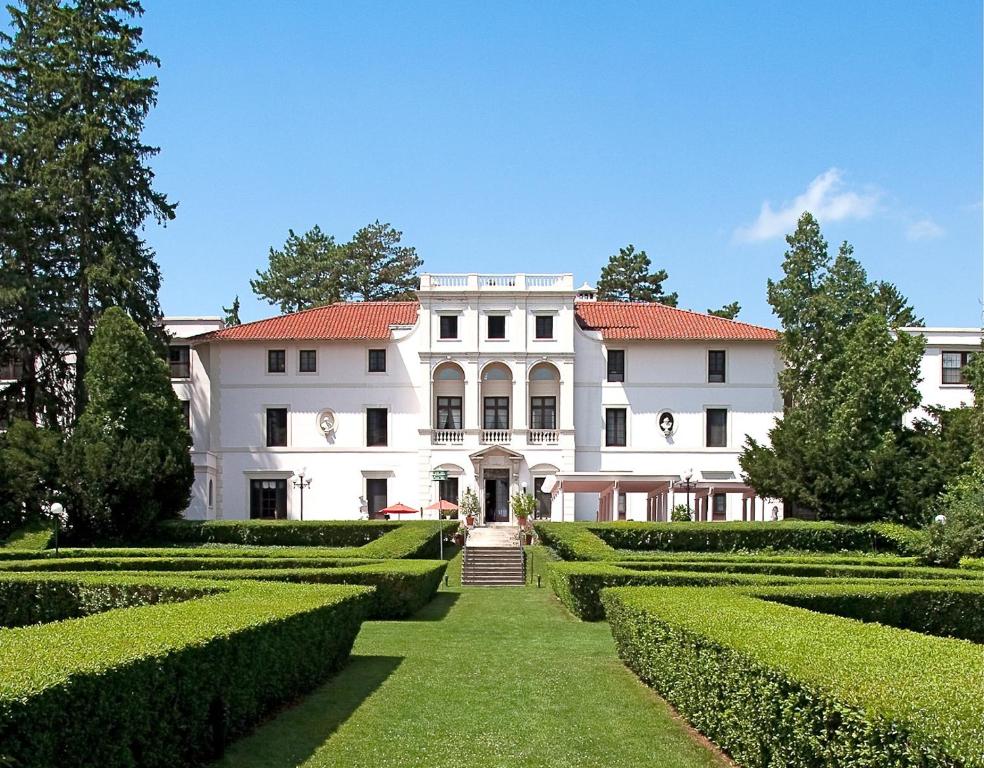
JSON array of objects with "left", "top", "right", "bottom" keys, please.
[
  {"left": 681, "top": 469, "right": 694, "bottom": 520},
  {"left": 293, "top": 473, "right": 312, "bottom": 521}
]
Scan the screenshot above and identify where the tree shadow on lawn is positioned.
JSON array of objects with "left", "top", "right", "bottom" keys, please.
[
  {"left": 410, "top": 590, "right": 459, "bottom": 621},
  {"left": 212, "top": 655, "right": 402, "bottom": 768}
]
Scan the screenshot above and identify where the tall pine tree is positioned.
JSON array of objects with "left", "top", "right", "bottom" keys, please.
[
  {"left": 0, "top": 0, "right": 174, "bottom": 423},
  {"left": 344, "top": 220, "right": 422, "bottom": 301},
  {"left": 596, "top": 244, "right": 678, "bottom": 305},
  {"left": 251, "top": 226, "right": 347, "bottom": 313}
]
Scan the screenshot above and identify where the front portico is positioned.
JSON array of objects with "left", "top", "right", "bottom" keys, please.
[{"left": 469, "top": 444, "right": 524, "bottom": 524}]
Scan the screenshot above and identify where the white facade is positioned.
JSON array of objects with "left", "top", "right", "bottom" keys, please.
[
  {"left": 168, "top": 274, "right": 787, "bottom": 523},
  {"left": 899, "top": 327, "right": 980, "bottom": 427}
]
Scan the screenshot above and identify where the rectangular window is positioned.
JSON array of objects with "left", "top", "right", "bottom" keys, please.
[
  {"left": 605, "top": 408, "right": 627, "bottom": 447},
  {"left": 533, "top": 477, "right": 551, "bottom": 519},
  {"left": 487, "top": 315, "right": 506, "bottom": 339},
  {"left": 706, "top": 408, "right": 728, "bottom": 447},
  {"left": 439, "top": 315, "right": 458, "bottom": 339},
  {"left": 367, "top": 408, "right": 388, "bottom": 446},
  {"left": 712, "top": 493, "right": 727, "bottom": 521},
  {"left": 483, "top": 397, "right": 510, "bottom": 430},
  {"left": 708, "top": 350, "right": 726, "bottom": 383},
  {"left": 942, "top": 351, "right": 972, "bottom": 385},
  {"left": 439, "top": 477, "right": 459, "bottom": 506},
  {"left": 169, "top": 345, "right": 191, "bottom": 378},
  {"left": 607, "top": 350, "right": 625, "bottom": 382},
  {"left": 530, "top": 396, "right": 557, "bottom": 430},
  {"left": 368, "top": 349, "right": 387, "bottom": 373},
  {"left": 617, "top": 492, "right": 627, "bottom": 521},
  {"left": 535, "top": 315, "right": 554, "bottom": 339},
  {"left": 266, "top": 407, "right": 288, "bottom": 447},
  {"left": 366, "top": 478, "right": 388, "bottom": 518},
  {"left": 267, "top": 349, "right": 286, "bottom": 373},
  {"left": 436, "top": 396, "right": 463, "bottom": 430},
  {"left": 250, "top": 479, "right": 287, "bottom": 519},
  {"left": 299, "top": 349, "right": 317, "bottom": 373},
  {"left": 180, "top": 400, "right": 191, "bottom": 430}
]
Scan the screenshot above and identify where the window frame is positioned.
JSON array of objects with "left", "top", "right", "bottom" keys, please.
[
  {"left": 942, "top": 350, "right": 973, "bottom": 386},
  {"left": 533, "top": 477, "right": 552, "bottom": 519},
  {"left": 249, "top": 478, "right": 288, "bottom": 520},
  {"left": 483, "top": 397, "right": 510, "bottom": 430},
  {"left": 265, "top": 407, "right": 288, "bottom": 447},
  {"left": 705, "top": 407, "right": 728, "bottom": 448},
  {"left": 708, "top": 349, "right": 726, "bottom": 383},
  {"left": 487, "top": 314, "right": 506, "bottom": 340},
  {"left": 534, "top": 315, "right": 554, "bottom": 340},
  {"left": 267, "top": 349, "right": 286, "bottom": 374},
  {"left": 168, "top": 345, "right": 191, "bottom": 379},
  {"left": 368, "top": 348, "right": 387, "bottom": 373},
  {"left": 439, "top": 315, "right": 458, "bottom": 340},
  {"left": 530, "top": 396, "right": 557, "bottom": 430},
  {"left": 366, "top": 407, "right": 389, "bottom": 447},
  {"left": 298, "top": 349, "right": 317, "bottom": 374},
  {"left": 712, "top": 492, "right": 727, "bottom": 521},
  {"left": 436, "top": 396, "right": 463, "bottom": 430},
  {"left": 605, "top": 407, "right": 627, "bottom": 447},
  {"left": 366, "top": 478, "right": 388, "bottom": 518},
  {"left": 607, "top": 350, "right": 625, "bottom": 383}
]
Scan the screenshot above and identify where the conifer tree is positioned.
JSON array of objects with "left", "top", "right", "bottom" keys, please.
[
  {"left": 222, "top": 295, "right": 242, "bottom": 326},
  {"left": 344, "top": 220, "right": 422, "bottom": 301},
  {"left": 596, "top": 244, "right": 677, "bottom": 305},
  {"left": 62, "top": 307, "right": 192, "bottom": 543},
  {"left": 0, "top": 0, "right": 174, "bottom": 423},
  {"left": 707, "top": 301, "right": 741, "bottom": 319},
  {"left": 251, "top": 226, "right": 347, "bottom": 313}
]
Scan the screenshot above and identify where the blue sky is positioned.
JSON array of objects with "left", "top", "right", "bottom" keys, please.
[{"left": 102, "top": 2, "right": 984, "bottom": 325}]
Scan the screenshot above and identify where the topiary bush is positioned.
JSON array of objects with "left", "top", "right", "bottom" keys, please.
[
  {"left": 155, "top": 519, "right": 400, "bottom": 547},
  {"left": 0, "top": 574, "right": 372, "bottom": 768},
  {"left": 532, "top": 523, "right": 615, "bottom": 561},
  {"left": 602, "top": 584, "right": 984, "bottom": 767}
]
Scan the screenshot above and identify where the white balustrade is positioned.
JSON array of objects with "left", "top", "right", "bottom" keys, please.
[
  {"left": 528, "top": 429, "right": 558, "bottom": 445},
  {"left": 432, "top": 429, "right": 464, "bottom": 445},
  {"left": 481, "top": 429, "right": 511, "bottom": 444}
]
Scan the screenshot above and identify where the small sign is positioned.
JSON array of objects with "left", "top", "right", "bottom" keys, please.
[{"left": 431, "top": 470, "right": 449, "bottom": 481}]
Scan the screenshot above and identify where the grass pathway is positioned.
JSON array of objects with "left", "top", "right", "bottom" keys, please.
[{"left": 214, "top": 574, "right": 727, "bottom": 768}]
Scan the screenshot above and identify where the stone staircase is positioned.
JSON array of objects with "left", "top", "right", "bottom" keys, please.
[{"left": 461, "top": 526, "right": 526, "bottom": 586}]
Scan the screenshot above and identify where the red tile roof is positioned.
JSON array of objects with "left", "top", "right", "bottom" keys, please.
[
  {"left": 574, "top": 301, "right": 778, "bottom": 341},
  {"left": 193, "top": 302, "right": 419, "bottom": 341},
  {"left": 192, "top": 299, "right": 777, "bottom": 342}
]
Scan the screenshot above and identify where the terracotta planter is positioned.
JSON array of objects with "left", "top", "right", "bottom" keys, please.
[
  {"left": 517, "top": 517, "right": 529, "bottom": 530},
  {"left": 465, "top": 515, "right": 475, "bottom": 527},
  {"left": 453, "top": 532, "right": 465, "bottom": 547}
]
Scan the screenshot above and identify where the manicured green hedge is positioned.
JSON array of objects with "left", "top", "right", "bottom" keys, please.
[
  {"left": 0, "top": 545, "right": 380, "bottom": 561},
  {"left": 546, "top": 558, "right": 979, "bottom": 621},
  {"left": 1, "top": 519, "right": 54, "bottom": 551},
  {"left": 587, "top": 520, "right": 926, "bottom": 555},
  {"left": 602, "top": 585, "right": 984, "bottom": 767},
  {"left": 758, "top": 583, "right": 984, "bottom": 643},
  {"left": 0, "top": 574, "right": 372, "bottom": 768},
  {"left": 154, "top": 518, "right": 400, "bottom": 547},
  {"left": 533, "top": 523, "right": 616, "bottom": 561},
  {"left": 0, "top": 574, "right": 211, "bottom": 628},
  {"left": 0, "top": 557, "right": 448, "bottom": 620}
]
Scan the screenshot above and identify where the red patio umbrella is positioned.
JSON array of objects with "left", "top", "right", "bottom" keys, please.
[
  {"left": 424, "top": 499, "right": 459, "bottom": 512},
  {"left": 380, "top": 502, "right": 418, "bottom": 515}
]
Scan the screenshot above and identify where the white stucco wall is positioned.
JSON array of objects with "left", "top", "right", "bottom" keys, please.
[{"left": 900, "top": 327, "right": 979, "bottom": 427}]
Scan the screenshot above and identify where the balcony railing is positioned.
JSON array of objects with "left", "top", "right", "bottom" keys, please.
[
  {"left": 432, "top": 429, "right": 464, "bottom": 445},
  {"left": 420, "top": 273, "right": 574, "bottom": 291},
  {"left": 528, "top": 429, "right": 558, "bottom": 445},
  {"left": 481, "top": 429, "right": 511, "bottom": 445}
]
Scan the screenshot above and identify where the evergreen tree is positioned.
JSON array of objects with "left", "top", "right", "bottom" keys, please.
[
  {"left": 62, "top": 307, "right": 192, "bottom": 543},
  {"left": 596, "top": 244, "right": 677, "bottom": 305},
  {"left": 740, "top": 212, "right": 924, "bottom": 521},
  {"left": 0, "top": 0, "right": 174, "bottom": 424},
  {"left": 0, "top": 418, "right": 61, "bottom": 536},
  {"left": 965, "top": 339, "right": 984, "bottom": 466},
  {"left": 344, "top": 220, "right": 422, "bottom": 301},
  {"left": 707, "top": 301, "right": 741, "bottom": 319},
  {"left": 251, "top": 226, "right": 347, "bottom": 313},
  {"left": 222, "top": 295, "right": 242, "bottom": 326}
]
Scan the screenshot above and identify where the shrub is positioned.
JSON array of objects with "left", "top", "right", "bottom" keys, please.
[
  {"left": 602, "top": 584, "right": 984, "bottom": 767},
  {"left": 922, "top": 470, "right": 984, "bottom": 567},
  {"left": 532, "top": 523, "right": 615, "bottom": 561},
  {"left": 0, "top": 574, "right": 372, "bottom": 768},
  {"left": 670, "top": 504, "right": 692, "bottom": 522},
  {"left": 586, "top": 520, "right": 924, "bottom": 555},
  {"left": 155, "top": 519, "right": 400, "bottom": 547},
  {"left": 1, "top": 518, "right": 55, "bottom": 551},
  {"left": 0, "top": 421, "right": 61, "bottom": 538}
]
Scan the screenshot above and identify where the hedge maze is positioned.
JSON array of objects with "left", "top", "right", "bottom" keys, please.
[
  {"left": 0, "top": 520, "right": 455, "bottom": 768},
  {"left": 535, "top": 521, "right": 984, "bottom": 768}
]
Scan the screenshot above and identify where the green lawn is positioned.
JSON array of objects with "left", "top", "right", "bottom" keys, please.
[{"left": 213, "top": 561, "right": 728, "bottom": 768}]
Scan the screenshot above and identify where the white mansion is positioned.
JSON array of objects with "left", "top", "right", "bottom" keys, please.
[{"left": 164, "top": 273, "right": 978, "bottom": 525}]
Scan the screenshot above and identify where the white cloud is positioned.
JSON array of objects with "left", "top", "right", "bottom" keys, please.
[
  {"left": 905, "top": 218, "right": 945, "bottom": 241},
  {"left": 734, "top": 168, "right": 880, "bottom": 243}
]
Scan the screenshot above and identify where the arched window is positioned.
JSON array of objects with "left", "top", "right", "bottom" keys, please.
[
  {"left": 530, "top": 365, "right": 558, "bottom": 381},
  {"left": 482, "top": 365, "right": 511, "bottom": 381},
  {"left": 435, "top": 365, "right": 464, "bottom": 380}
]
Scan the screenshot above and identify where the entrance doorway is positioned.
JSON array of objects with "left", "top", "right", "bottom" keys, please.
[{"left": 484, "top": 469, "right": 510, "bottom": 523}]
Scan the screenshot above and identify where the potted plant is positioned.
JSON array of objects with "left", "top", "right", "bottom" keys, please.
[
  {"left": 460, "top": 488, "right": 480, "bottom": 527},
  {"left": 510, "top": 491, "right": 538, "bottom": 534},
  {"left": 453, "top": 523, "right": 466, "bottom": 547}
]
